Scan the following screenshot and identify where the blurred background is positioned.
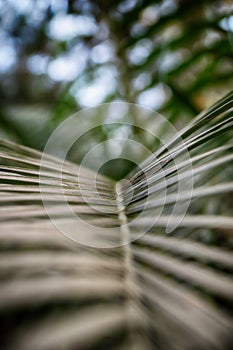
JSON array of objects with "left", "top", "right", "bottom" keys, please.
[{"left": 0, "top": 0, "right": 232, "bottom": 177}]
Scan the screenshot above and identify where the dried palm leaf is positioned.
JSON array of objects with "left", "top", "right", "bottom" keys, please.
[{"left": 0, "top": 91, "right": 233, "bottom": 350}]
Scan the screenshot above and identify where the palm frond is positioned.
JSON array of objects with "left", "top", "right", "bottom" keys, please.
[{"left": 0, "top": 92, "right": 233, "bottom": 350}]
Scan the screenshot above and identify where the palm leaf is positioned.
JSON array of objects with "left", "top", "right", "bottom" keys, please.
[{"left": 0, "top": 91, "right": 233, "bottom": 350}]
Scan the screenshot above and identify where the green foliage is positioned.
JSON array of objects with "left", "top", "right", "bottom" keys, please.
[{"left": 0, "top": 0, "right": 232, "bottom": 165}]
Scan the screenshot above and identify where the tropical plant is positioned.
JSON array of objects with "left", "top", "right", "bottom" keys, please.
[
  {"left": 0, "top": 91, "right": 232, "bottom": 350},
  {"left": 0, "top": 0, "right": 232, "bottom": 159}
]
